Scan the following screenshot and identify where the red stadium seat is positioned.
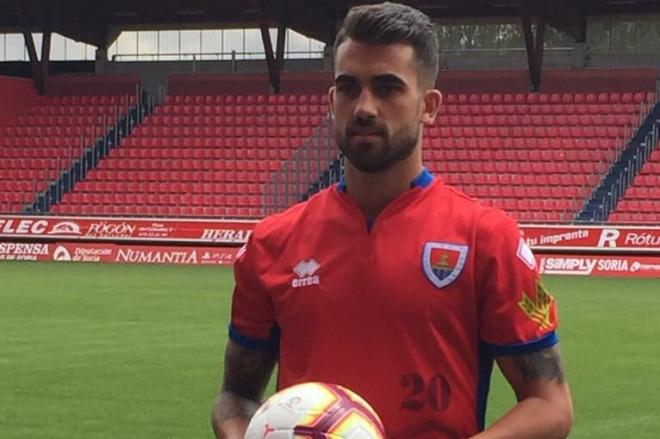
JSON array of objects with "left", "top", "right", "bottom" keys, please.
[{"left": 26, "top": 86, "right": 651, "bottom": 221}]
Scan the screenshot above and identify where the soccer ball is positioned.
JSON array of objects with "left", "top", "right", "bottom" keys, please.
[{"left": 245, "top": 382, "right": 386, "bottom": 439}]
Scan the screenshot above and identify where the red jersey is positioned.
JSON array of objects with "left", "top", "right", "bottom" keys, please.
[{"left": 230, "top": 169, "right": 558, "bottom": 439}]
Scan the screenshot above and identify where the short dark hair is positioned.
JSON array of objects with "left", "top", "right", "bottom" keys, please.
[{"left": 333, "top": 2, "right": 439, "bottom": 88}]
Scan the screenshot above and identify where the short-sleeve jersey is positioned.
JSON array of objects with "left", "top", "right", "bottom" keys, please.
[{"left": 230, "top": 169, "right": 558, "bottom": 439}]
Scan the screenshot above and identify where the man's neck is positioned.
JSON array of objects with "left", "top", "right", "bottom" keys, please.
[{"left": 344, "top": 156, "right": 423, "bottom": 221}]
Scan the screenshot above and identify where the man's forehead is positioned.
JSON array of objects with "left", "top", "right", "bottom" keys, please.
[{"left": 334, "top": 39, "right": 417, "bottom": 81}]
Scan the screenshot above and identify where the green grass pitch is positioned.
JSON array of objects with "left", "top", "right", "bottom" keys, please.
[{"left": 0, "top": 261, "right": 658, "bottom": 438}]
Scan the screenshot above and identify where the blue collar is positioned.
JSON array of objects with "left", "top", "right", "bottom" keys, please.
[{"left": 337, "top": 167, "right": 434, "bottom": 193}]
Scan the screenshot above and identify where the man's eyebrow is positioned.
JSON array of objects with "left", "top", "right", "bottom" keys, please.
[
  {"left": 372, "top": 74, "right": 407, "bottom": 86},
  {"left": 335, "top": 74, "right": 407, "bottom": 87},
  {"left": 334, "top": 74, "right": 358, "bottom": 84}
]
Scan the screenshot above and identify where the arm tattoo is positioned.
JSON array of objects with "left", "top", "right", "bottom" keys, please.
[
  {"left": 513, "top": 345, "right": 565, "bottom": 385},
  {"left": 211, "top": 341, "right": 278, "bottom": 434},
  {"left": 222, "top": 341, "right": 278, "bottom": 400}
]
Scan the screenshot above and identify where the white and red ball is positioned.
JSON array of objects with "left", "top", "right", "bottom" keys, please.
[{"left": 245, "top": 382, "right": 386, "bottom": 439}]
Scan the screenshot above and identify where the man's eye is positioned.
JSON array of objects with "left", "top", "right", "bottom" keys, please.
[
  {"left": 375, "top": 84, "right": 400, "bottom": 95},
  {"left": 336, "top": 83, "right": 358, "bottom": 94}
]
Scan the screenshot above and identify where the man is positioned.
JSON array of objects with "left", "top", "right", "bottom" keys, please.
[{"left": 212, "top": 2, "right": 573, "bottom": 438}]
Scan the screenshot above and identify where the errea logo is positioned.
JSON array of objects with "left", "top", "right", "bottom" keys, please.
[{"left": 292, "top": 259, "right": 320, "bottom": 288}]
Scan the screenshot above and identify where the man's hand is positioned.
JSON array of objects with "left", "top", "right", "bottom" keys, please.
[{"left": 211, "top": 340, "right": 277, "bottom": 439}]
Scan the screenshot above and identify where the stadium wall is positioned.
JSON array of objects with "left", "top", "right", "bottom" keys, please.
[
  {"left": 434, "top": 68, "right": 659, "bottom": 94},
  {"left": 104, "top": 68, "right": 657, "bottom": 97},
  {"left": 0, "top": 216, "right": 658, "bottom": 277},
  {"left": 44, "top": 73, "right": 141, "bottom": 96},
  {"left": 97, "top": 59, "right": 325, "bottom": 96},
  {"left": 99, "top": 59, "right": 660, "bottom": 97},
  {"left": 442, "top": 50, "right": 660, "bottom": 71},
  {"left": 168, "top": 71, "right": 332, "bottom": 95},
  {"left": 0, "top": 76, "right": 37, "bottom": 125},
  {"left": 168, "top": 73, "right": 272, "bottom": 95},
  {"left": 0, "top": 61, "right": 95, "bottom": 78}
]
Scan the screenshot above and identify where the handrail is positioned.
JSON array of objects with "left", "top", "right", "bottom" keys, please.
[
  {"left": 263, "top": 114, "right": 337, "bottom": 216},
  {"left": 600, "top": 119, "right": 659, "bottom": 222},
  {"left": 24, "top": 86, "right": 148, "bottom": 214},
  {"left": 111, "top": 50, "right": 324, "bottom": 62}
]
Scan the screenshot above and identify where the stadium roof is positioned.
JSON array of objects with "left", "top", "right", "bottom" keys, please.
[
  {"left": 1, "top": 0, "right": 659, "bottom": 91},
  {"left": 1, "top": 0, "right": 659, "bottom": 49}
]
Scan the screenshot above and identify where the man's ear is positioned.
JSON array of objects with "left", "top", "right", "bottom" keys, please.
[
  {"left": 421, "top": 89, "right": 442, "bottom": 125},
  {"left": 328, "top": 86, "right": 336, "bottom": 120}
]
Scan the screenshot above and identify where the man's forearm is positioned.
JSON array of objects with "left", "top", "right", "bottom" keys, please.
[
  {"left": 212, "top": 340, "right": 277, "bottom": 438},
  {"left": 211, "top": 391, "right": 260, "bottom": 439},
  {"left": 476, "top": 344, "right": 573, "bottom": 439},
  {"left": 470, "top": 394, "right": 572, "bottom": 439}
]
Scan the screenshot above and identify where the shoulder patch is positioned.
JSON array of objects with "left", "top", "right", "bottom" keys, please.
[
  {"left": 422, "top": 242, "right": 469, "bottom": 289},
  {"left": 518, "top": 280, "right": 555, "bottom": 330}
]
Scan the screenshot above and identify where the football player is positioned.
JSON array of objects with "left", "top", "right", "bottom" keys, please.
[{"left": 212, "top": 3, "right": 573, "bottom": 438}]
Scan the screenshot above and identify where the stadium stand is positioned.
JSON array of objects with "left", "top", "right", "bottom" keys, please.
[
  {"left": 608, "top": 143, "right": 660, "bottom": 224},
  {"left": 51, "top": 93, "right": 329, "bottom": 217},
  {"left": 49, "top": 87, "right": 653, "bottom": 221},
  {"left": 0, "top": 77, "right": 39, "bottom": 213},
  {"left": 0, "top": 74, "right": 142, "bottom": 214},
  {"left": 2, "top": 68, "right": 654, "bottom": 222},
  {"left": 425, "top": 91, "right": 652, "bottom": 222},
  {"left": 0, "top": 77, "right": 38, "bottom": 125},
  {"left": 0, "top": 94, "right": 136, "bottom": 213}
]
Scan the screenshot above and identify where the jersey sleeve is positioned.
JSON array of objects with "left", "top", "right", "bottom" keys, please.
[
  {"left": 229, "top": 232, "right": 279, "bottom": 351},
  {"left": 475, "top": 209, "right": 558, "bottom": 356}
]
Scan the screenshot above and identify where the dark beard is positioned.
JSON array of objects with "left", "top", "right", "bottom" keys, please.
[{"left": 336, "top": 122, "right": 419, "bottom": 174}]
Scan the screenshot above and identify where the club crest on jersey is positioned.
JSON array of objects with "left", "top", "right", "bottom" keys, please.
[{"left": 422, "top": 242, "right": 469, "bottom": 289}]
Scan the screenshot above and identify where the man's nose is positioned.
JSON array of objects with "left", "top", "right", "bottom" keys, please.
[{"left": 354, "top": 89, "right": 378, "bottom": 118}]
